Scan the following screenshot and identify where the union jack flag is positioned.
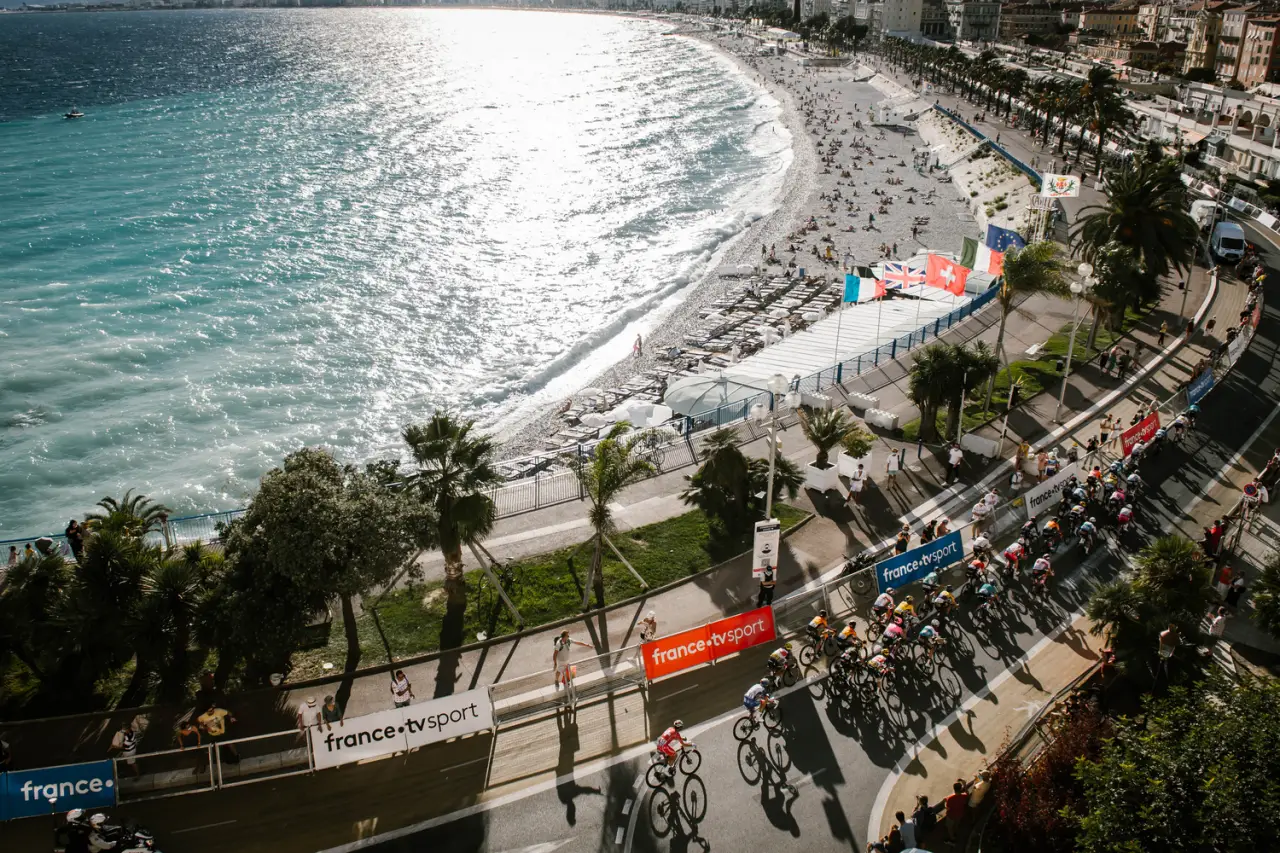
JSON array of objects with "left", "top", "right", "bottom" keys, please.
[{"left": 881, "top": 262, "right": 924, "bottom": 288}]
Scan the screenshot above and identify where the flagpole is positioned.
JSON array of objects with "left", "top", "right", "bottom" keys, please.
[{"left": 833, "top": 297, "right": 846, "bottom": 366}]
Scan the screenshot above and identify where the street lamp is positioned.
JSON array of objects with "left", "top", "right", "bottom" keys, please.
[
  {"left": 763, "top": 373, "right": 796, "bottom": 520},
  {"left": 1054, "top": 268, "right": 1090, "bottom": 422}
]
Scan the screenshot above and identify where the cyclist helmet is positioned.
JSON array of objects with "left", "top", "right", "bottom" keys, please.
[
  {"left": 89, "top": 814, "right": 107, "bottom": 827},
  {"left": 66, "top": 810, "right": 84, "bottom": 822},
  {"left": 784, "top": 641, "right": 793, "bottom": 651},
  {"left": 1089, "top": 517, "right": 1097, "bottom": 524},
  {"left": 819, "top": 609, "right": 828, "bottom": 618},
  {"left": 885, "top": 587, "right": 895, "bottom": 595},
  {"left": 1041, "top": 552, "right": 1051, "bottom": 560},
  {"left": 930, "top": 620, "right": 940, "bottom": 629},
  {"left": 945, "top": 584, "right": 954, "bottom": 592},
  {"left": 760, "top": 677, "right": 771, "bottom": 687},
  {"left": 1188, "top": 404, "right": 1200, "bottom": 413},
  {"left": 905, "top": 595, "right": 914, "bottom": 603},
  {"left": 846, "top": 620, "right": 857, "bottom": 628},
  {"left": 673, "top": 719, "right": 684, "bottom": 730}
]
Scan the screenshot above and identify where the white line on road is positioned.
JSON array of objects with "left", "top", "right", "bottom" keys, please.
[
  {"left": 1184, "top": 405, "right": 1280, "bottom": 520},
  {"left": 622, "top": 798, "right": 633, "bottom": 816},
  {"left": 659, "top": 683, "right": 700, "bottom": 700},
  {"left": 615, "top": 827, "right": 625, "bottom": 845},
  {"left": 440, "top": 756, "right": 490, "bottom": 774},
  {"left": 172, "top": 819, "right": 237, "bottom": 834}
]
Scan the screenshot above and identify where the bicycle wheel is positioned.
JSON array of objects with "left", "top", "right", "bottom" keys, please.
[
  {"left": 799, "top": 643, "right": 818, "bottom": 667},
  {"left": 737, "top": 741, "right": 762, "bottom": 786},
  {"left": 822, "top": 636, "right": 840, "bottom": 658},
  {"left": 733, "top": 715, "right": 756, "bottom": 742},
  {"left": 682, "top": 776, "right": 708, "bottom": 823},
  {"left": 679, "top": 746, "right": 702, "bottom": 776},
  {"left": 850, "top": 572, "right": 872, "bottom": 595},
  {"left": 649, "top": 791, "right": 674, "bottom": 838},
  {"left": 763, "top": 703, "right": 784, "bottom": 733},
  {"left": 645, "top": 759, "right": 668, "bottom": 790},
  {"left": 866, "top": 619, "right": 883, "bottom": 641},
  {"left": 781, "top": 664, "right": 798, "bottom": 688}
]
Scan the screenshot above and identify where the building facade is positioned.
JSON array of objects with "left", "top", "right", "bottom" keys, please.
[
  {"left": 921, "top": 0, "right": 952, "bottom": 37},
  {"left": 946, "top": 0, "right": 1001, "bottom": 41},
  {"left": 881, "top": 0, "right": 923, "bottom": 35},
  {"left": 1078, "top": 6, "right": 1141, "bottom": 39},
  {"left": 999, "top": 3, "right": 1063, "bottom": 39},
  {"left": 1185, "top": 8, "right": 1224, "bottom": 73},
  {"left": 1239, "top": 15, "right": 1280, "bottom": 85}
]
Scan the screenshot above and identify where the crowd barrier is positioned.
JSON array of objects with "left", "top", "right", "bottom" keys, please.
[
  {"left": 2, "top": 286, "right": 999, "bottom": 552},
  {"left": 487, "top": 646, "right": 646, "bottom": 727}
]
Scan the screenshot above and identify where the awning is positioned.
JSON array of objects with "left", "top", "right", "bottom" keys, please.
[{"left": 1179, "top": 129, "right": 1207, "bottom": 144}]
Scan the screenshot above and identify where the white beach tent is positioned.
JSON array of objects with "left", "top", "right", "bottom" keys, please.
[{"left": 663, "top": 374, "right": 771, "bottom": 418}]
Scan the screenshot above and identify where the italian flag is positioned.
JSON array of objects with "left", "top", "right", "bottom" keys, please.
[{"left": 960, "top": 236, "right": 1005, "bottom": 276}]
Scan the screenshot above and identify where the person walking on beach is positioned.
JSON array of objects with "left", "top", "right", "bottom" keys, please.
[{"left": 633, "top": 334, "right": 643, "bottom": 358}]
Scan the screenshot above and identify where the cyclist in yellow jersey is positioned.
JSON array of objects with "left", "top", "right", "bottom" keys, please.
[{"left": 893, "top": 595, "right": 916, "bottom": 619}]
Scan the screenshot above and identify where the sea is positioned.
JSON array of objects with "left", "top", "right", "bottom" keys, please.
[{"left": 0, "top": 8, "right": 792, "bottom": 537}]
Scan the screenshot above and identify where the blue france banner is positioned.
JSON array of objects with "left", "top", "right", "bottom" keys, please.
[
  {"left": 874, "top": 530, "right": 965, "bottom": 592},
  {"left": 2, "top": 760, "right": 117, "bottom": 820},
  {"left": 844, "top": 274, "right": 860, "bottom": 303},
  {"left": 1187, "top": 366, "right": 1215, "bottom": 405}
]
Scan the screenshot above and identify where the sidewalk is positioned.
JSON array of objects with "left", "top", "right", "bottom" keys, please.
[{"left": 871, "top": 611, "right": 1105, "bottom": 846}]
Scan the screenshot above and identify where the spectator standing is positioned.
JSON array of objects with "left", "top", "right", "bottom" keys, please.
[
  {"left": 1117, "top": 349, "right": 1131, "bottom": 379},
  {"left": 109, "top": 722, "right": 140, "bottom": 778},
  {"left": 885, "top": 822, "right": 905, "bottom": 853},
  {"left": 946, "top": 443, "right": 964, "bottom": 484},
  {"left": 552, "top": 631, "right": 591, "bottom": 691},
  {"left": 849, "top": 463, "right": 867, "bottom": 505},
  {"left": 913, "top": 794, "right": 938, "bottom": 840},
  {"left": 1208, "top": 606, "right": 1228, "bottom": 641},
  {"left": 318, "top": 696, "right": 343, "bottom": 731},
  {"left": 390, "top": 670, "right": 414, "bottom": 708},
  {"left": 895, "top": 810, "right": 917, "bottom": 849},
  {"left": 944, "top": 779, "right": 970, "bottom": 842},
  {"left": 968, "top": 769, "right": 991, "bottom": 809},
  {"left": 199, "top": 702, "right": 240, "bottom": 763},
  {"left": 1158, "top": 321, "right": 1168, "bottom": 346},
  {"left": 1226, "top": 575, "right": 1247, "bottom": 609},
  {"left": 885, "top": 449, "right": 900, "bottom": 483},
  {"left": 296, "top": 697, "right": 319, "bottom": 731},
  {"left": 638, "top": 610, "right": 659, "bottom": 642},
  {"left": 1158, "top": 623, "right": 1180, "bottom": 661},
  {"left": 895, "top": 526, "right": 911, "bottom": 554},
  {"left": 757, "top": 564, "right": 777, "bottom": 607},
  {"left": 6, "top": 546, "right": 15, "bottom": 566},
  {"left": 64, "top": 519, "right": 85, "bottom": 562},
  {"left": 22, "top": 543, "right": 34, "bottom": 560}
]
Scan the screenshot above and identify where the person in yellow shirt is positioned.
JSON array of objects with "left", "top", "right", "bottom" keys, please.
[{"left": 893, "top": 595, "right": 916, "bottom": 619}]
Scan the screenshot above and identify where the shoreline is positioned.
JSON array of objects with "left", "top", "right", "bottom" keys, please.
[
  {"left": 493, "top": 20, "right": 818, "bottom": 458},
  {"left": 498, "top": 22, "right": 977, "bottom": 461}
]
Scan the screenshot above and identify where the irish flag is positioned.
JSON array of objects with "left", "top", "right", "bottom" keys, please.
[{"left": 960, "top": 236, "right": 1005, "bottom": 276}]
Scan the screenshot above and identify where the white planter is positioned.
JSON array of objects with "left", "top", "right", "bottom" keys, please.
[
  {"left": 837, "top": 450, "right": 874, "bottom": 478},
  {"left": 805, "top": 461, "right": 841, "bottom": 493}
]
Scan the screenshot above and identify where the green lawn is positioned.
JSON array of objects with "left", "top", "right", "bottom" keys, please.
[
  {"left": 289, "top": 504, "right": 810, "bottom": 680},
  {"left": 903, "top": 304, "right": 1151, "bottom": 442}
]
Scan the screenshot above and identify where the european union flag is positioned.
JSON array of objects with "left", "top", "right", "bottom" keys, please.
[{"left": 986, "top": 225, "right": 1026, "bottom": 253}]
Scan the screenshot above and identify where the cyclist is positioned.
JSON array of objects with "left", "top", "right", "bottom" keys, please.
[
  {"left": 836, "top": 620, "right": 862, "bottom": 652},
  {"left": 742, "top": 679, "right": 773, "bottom": 724},
  {"left": 917, "top": 620, "right": 943, "bottom": 660},
  {"left": 976, "top": 578, "right": 999, "bottom": 609},
  {"left": 767, "top": 643, "right": 795, "bottom": 678},
  {"left": 1171, "top": 413, "right": 1188, "bottom": 441},
  {"left": 806, "top": 609, "right": 830, "bottom": 642},
  {"left": 1126, "top": 471, "right": 1144, "bottom": 497},
  {"left": 865, "top": 651, "right": 894, "bottom": 686},
  {"left": 1031, "top": 554, "right": 1053, "bottom": 589},
  {"left": 933, "top": 584, "right": 957, "bottom": 617},
  {"left": 1117, "top": 504, "right": 1134, "bottom": 531},
  {"left": 1078, "top": 516, "right": 1099, "bottom": 552},
  {"left": 966, "top": 557, "right": 988, "bottom": 588},
  {"left": 1042, "top": 517, "right": 1062, "bottom": 550},
  {"left": 1068, "top": 501, "right": 1087, "bottom": 534},
  {"left": 654, "top": 720, "right": 688, "bottom": 783},
  {"left": 894, "top": 595, "right": 916, "bottom": 620},
  {"left": 1186, "top": 403, "right": 1199, "bottom": 428},
  {"left": 882, "top": 615, "right": 907, "bottom": 646},
  {"left": 972, "top": 531, "right": 993, "bottom": 561},
  {"left": 872, "top": 588, "right": 895, "bottom": 622},
  {"left": 1003, "top": 539, "right": 1026, "bottom": 574}
]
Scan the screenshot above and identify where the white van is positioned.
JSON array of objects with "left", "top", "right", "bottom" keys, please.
[{"left": 1210, "top": 221, "right": 1247, "bottom": 263}]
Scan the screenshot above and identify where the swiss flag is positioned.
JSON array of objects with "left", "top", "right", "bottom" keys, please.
[{"left": 926, "top": 254, "right": 970, "bottom": 296}]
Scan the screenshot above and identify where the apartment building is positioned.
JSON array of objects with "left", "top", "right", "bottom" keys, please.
[
  {"left": 946, "top": 0, "right": 1001, "bottom": 41},
  {"left": 1239, "top": 15, "right": 1280, "bottom": 85},
  {"left": 1078, "top": 5, "right": 1142, "bottom": 38},
  {"left": 999, "top": 3, "right": 1064, "bottom": 38}
]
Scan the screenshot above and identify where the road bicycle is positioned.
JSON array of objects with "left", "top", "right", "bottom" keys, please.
[
  {"left": 645, "top": 742, "right": 702, "bottom": 789},
  {"left": 767, "top": 655, "right": 801, "bottom": 688},
  {"left": 733, "top": 699, "right": 783, "bottom": 740},
  {"left": 799, "top": 628, "right": 841, "bottom": 666},
  {"left": 912, "top": 634, "right": 947, "bottom": 669}
]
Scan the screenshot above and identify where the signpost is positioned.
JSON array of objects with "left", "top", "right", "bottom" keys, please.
[{"left": 752, "top": 519, "right": 782, "bottom": 579}]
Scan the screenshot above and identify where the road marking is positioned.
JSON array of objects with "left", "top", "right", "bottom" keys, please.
[
  {"left": 1183, "top": 405, "right": 1280, "bottom": 519},
  {"left": 615, "top": 827, "right": 625, "bottom": 845},
  {"left": 660, "top": 683, "right": 700, "bottom": 700},
  {"left": 493, "top": 841, "right": 573, "bottom": 853},
  {"left": 172, "top": 819, "right": 237, "bottom": 834},
  {"left": 788, "top": 767, "right": 826, "bottom": 789},
  {"left": 622, "top": 798, "right": 633, "bottom": 816},
  {"left": 440, "top": 756, "right": 489, "bottom": 774},
  {"left": 864, "top": 548, "right": 1107, "bottom": 845}
]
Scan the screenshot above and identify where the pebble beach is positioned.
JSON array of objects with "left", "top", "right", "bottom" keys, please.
[{"left": 497, "top": 23, "right": 978, "bottom": 462}]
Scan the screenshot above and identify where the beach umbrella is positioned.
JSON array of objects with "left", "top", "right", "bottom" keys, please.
[
  {"left": 580, "top": 413, "right": 608, "bottom": 429},
  {"left": 662, "top": 374, "right": 770, "bottom": 417},
  {"left": 767, "top": 306, "right": 790, "bottom": 319},
  {"left": 607, "top": 402, "right": 674, "bottom": 429}
]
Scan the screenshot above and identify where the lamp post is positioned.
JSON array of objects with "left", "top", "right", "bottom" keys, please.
[
  {"left": 1054, "top": 269, "right": 1090, "bottom": 423},
  {"left": 764, "top": 373, "right": 790, "bottom": 520}
]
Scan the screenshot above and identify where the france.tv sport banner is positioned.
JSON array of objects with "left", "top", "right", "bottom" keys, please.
[
  {"left": 1187, "top": 366, "right": 1215, "bottom": 406},
  {"left": 641, "top": 607, "right": 777, "bottom": 681},
  {"left": 1022, "top": 462, "right": 1081, "bottom": 520},
  {"left": 310, "top": 688, "right": 493, "bottom": 771},
  {"left": 874, "top": 530, "right": 964, "bottom": 592},
  {"left": 2, "top": 759, "right": 117, "bottom": 821},
  {"left": 1120, "top": 412, "right": 1161, "bottom": 458}
]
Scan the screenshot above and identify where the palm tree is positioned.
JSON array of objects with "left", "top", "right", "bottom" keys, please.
[
  {"left": 1083, "top": 241, "right": 1145, "bottom": 351},
  {"left": 797, "top": 406, "right": 857, "bottom": 469},
  {"left": 908, "top": 343, "right": 953, "bottom": 443},
  {"left": 983, "top": 241, "right": 1068, "bottom": 413},
  {"left": 85, "top": 490, "right": 171, "bottom": 538},
  {"left": 137, "top": 543, "right": 220, "bottom": 702},
  {"left": 680, "top": 429, "right": 803, "bottom": 533},
  {"left": 1071, "top": 158, "right": 1200, "bottom": 281},
  {"left": 402, "top": 413, "right": 502, "bottom": 609},
  {"left": 574, "top": 423, "right": 657, "bottom": 609},
  {"left": 945, "top": 342, "right": 999, "bottom": 441}
]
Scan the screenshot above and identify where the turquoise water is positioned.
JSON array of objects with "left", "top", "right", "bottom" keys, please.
[{"left": 0, "top": 9, "right": 790, "bottom": 536}]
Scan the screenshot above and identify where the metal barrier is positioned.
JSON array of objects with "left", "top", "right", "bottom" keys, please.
[
  {"left": 115, "top": 744, "right": 217, "bottom": 803},
  {"left": 486, "top": 645, "right": 646, "bottom": 727},
  {"left": 216, "top": 729, "right": 311, "bottom": 789}
]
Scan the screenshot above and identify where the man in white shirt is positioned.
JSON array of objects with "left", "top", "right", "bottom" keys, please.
[
  {"left": 947, "top": 443, "right": 964, "bottom": 484},
  {"left": 1209, "top": 606, "right": 1228, "bottom": 640}
]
